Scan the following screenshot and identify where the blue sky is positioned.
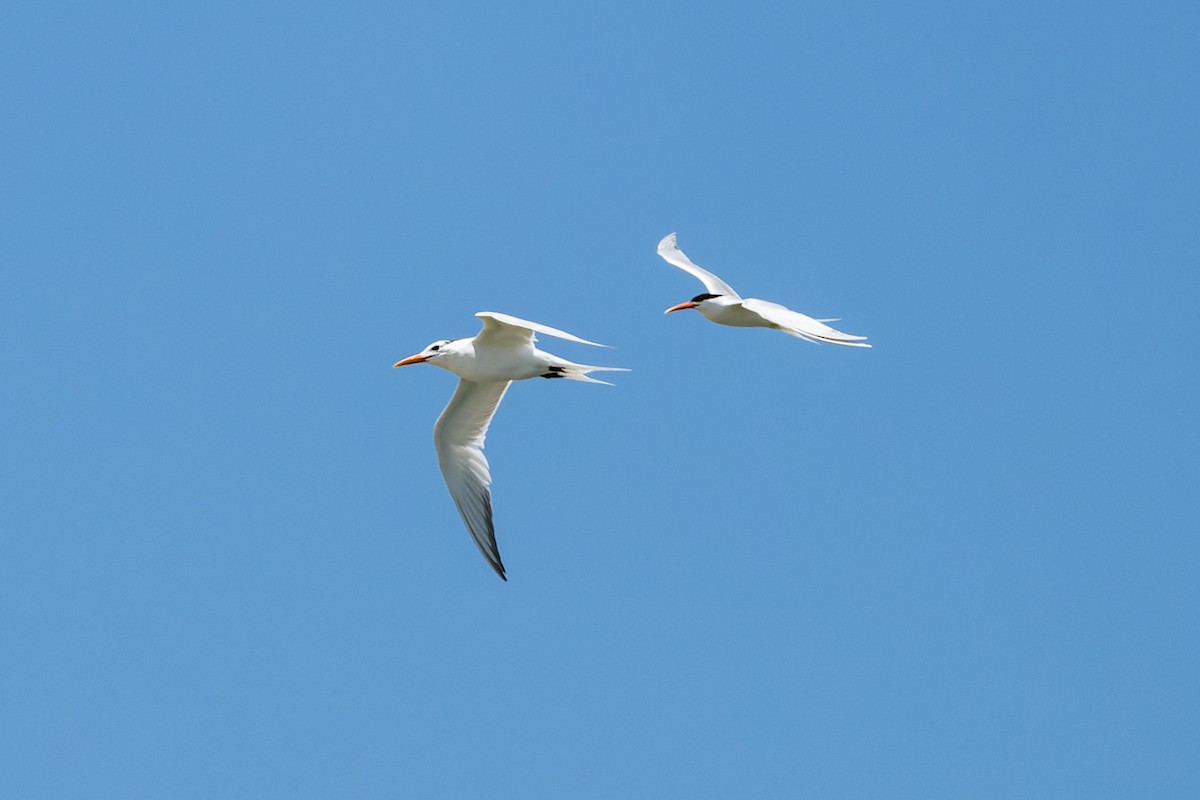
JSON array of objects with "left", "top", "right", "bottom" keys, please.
[{"left": 2, "top": 1, "right": 1198, "bottom": 797}]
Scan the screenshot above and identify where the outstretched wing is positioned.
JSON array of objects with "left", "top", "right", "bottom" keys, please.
[
  {"left": 474, "top": 311, "right": 610, "bottom": 348},
  {"left": 742, "top": 298, "right": 871, "bottom": 348},
  {"left": 656, "top": 232, "right": 741, "bottom": 299},
  {"left": 433, "top": 379, "right": 512, "bottom": 579}
]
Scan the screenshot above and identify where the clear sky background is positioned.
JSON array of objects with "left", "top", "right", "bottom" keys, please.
[{"left": 2, "top": 1, "right": 1198, "bottom": 797}]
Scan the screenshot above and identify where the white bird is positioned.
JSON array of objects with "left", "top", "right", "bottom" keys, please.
[
  {"left": 657, "top": 232, "right": 871, "bottom": 347},
  {"left": 393, "top": 312, "right": 627, "bottom": 580}
]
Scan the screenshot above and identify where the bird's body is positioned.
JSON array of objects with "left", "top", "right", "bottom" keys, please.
[
  {"left": 657, "top": 232, "right": 871, "bottom": 348},
  {"left": 394, "top": 312, "right": 626, "bottom": 580},
  {"left": 424, "top": 339, "right": 599, "bottom": 383},
  {"left": 686, "top": 296, "right": 775, "bottom": 328}
]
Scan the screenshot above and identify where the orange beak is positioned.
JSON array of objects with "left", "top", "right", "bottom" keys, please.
[
  {"left": 664, "top": 301, "right": 697, "bottom": 314},
  {"left": 392, "top": 354, "right": 429, "bottom": 368}
]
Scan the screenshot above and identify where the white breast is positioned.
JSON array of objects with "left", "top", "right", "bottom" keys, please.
[
  {"left": 698, "top": 300, "right": 770, "bottom": 328},
  {"left": 435, "top": 341, "right": 550, "bottom": 382}
]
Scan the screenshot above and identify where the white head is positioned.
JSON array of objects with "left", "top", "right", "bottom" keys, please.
[{"left": 392, "top": 339, "right": 458, "bottom": 369}]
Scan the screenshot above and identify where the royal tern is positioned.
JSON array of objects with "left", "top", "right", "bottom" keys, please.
[
  {"left": 394, "top": 312, "right": 627, "bottom": 580},
  {"left": 658, "top": 232, "right": 871, "bottom": 347}
]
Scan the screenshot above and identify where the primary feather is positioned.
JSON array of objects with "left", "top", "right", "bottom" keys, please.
[{"left": 434, "top": 379, "right": 511, "bottom": 579}]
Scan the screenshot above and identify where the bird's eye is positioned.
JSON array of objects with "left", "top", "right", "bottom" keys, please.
[{"left": 430, "top": 344, "right": 440, "bottom": 352}]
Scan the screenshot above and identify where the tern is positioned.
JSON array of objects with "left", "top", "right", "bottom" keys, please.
[
  {"left": 658, "top": 232, "right": 871, "bottom": 347},
  {"left": 393, "top": 312, "right": 627, "bottom": 580}
]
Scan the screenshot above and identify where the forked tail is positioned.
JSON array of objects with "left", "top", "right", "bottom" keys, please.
[
  {"left": 541, "top": 359, "right": 630, "bottom": 385},
  {"left": 779, "top": 326, "right": 872, "bottom": 347}
]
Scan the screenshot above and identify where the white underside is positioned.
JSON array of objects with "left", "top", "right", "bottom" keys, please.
[{"left": 699, "top": 298, "right": 871, "bottom": 347}]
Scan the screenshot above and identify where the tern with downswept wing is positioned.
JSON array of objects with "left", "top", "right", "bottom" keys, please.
[{"left": 394, "top": 312, "right": 627, "bottom": 580}]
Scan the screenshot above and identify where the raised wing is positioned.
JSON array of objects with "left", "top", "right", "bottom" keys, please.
[
  {"left": 742, "top": 298, "right": 871, "bottom": 348},
  {"left": 475, "top": 311, "right": 609, "bottom": 348},
  {"left": 656, "top": 232, "right": 741, "bottom": 299},
  {"left": 433, "top": 379, "right": 512, "bottom": 579}
]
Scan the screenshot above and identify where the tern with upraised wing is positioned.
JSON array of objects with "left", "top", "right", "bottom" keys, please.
[{"left": 658, "top": 232, "right": 871, "bottom": 347}]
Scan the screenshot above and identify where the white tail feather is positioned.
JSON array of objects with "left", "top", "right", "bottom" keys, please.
[
  {"left": 551, "top": 361, "right": 630, "bottom": 385},
  {"left": 778, "top": 327, "right": 872, "bottom": 347}
]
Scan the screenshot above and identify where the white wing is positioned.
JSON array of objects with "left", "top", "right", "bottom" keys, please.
[
  {"left": 433, "top": 379, "right": 512, "bottom": 579},
  {"left": 475, "top": 311, "right": 609, "bottom": 348},
  {"left": 742, "top": 298, "right": 871, "bottom": 348},
  {"left": 656, "top": 232, "right": 742, "bottom": 299}
]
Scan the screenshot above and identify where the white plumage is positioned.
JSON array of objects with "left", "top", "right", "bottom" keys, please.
[
  {"left": 394, "top": 312, "right": 627, "bottom": 580},
  {"left": 658, "top": 232, "right": 871, "bottom": 347}
]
